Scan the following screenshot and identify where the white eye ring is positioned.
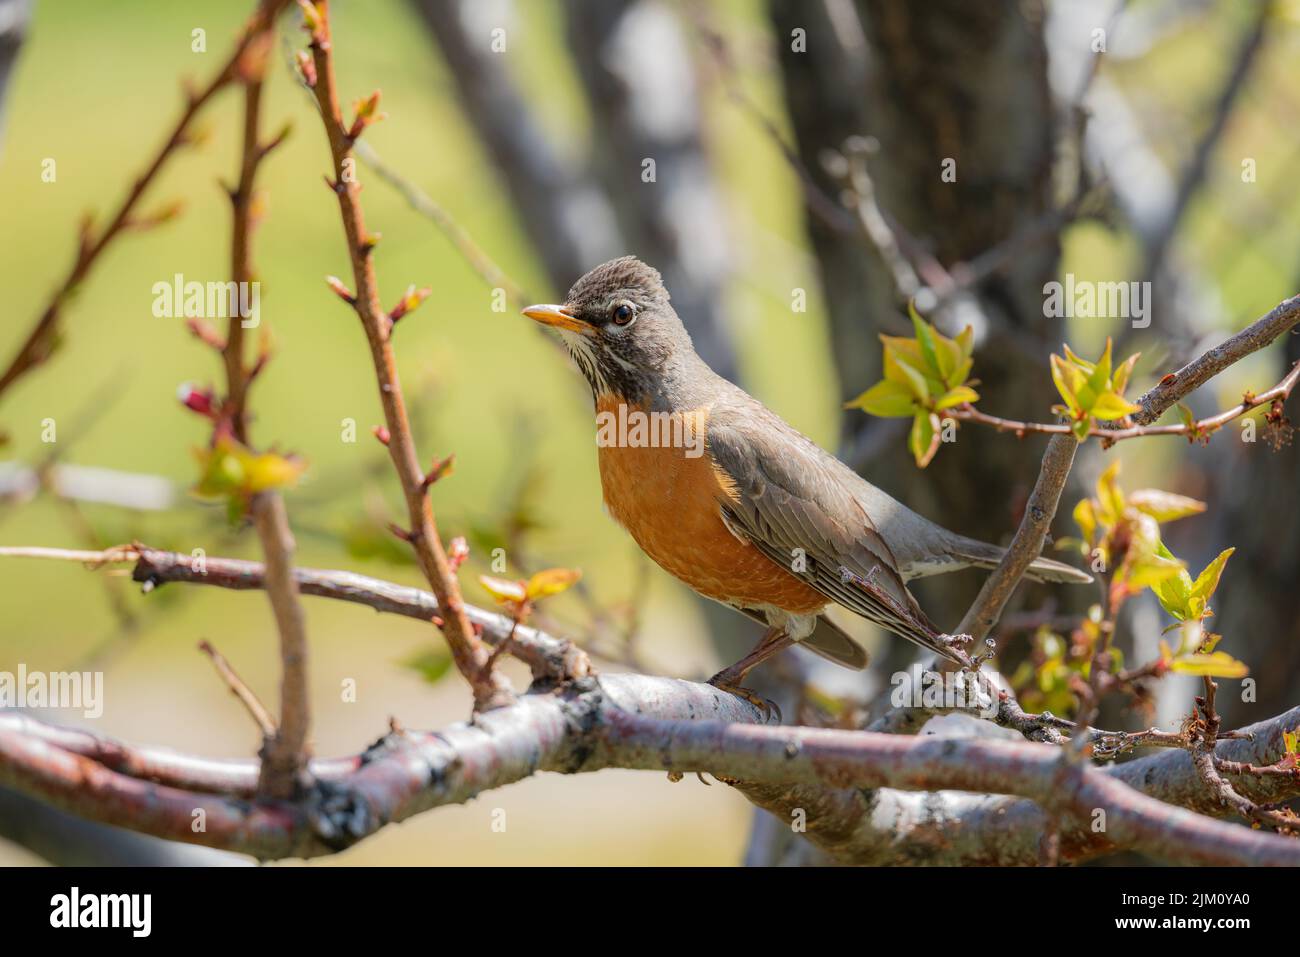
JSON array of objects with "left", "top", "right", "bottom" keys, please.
[{"left": 610, "top": 302, "right": 636, "bottom": 326}]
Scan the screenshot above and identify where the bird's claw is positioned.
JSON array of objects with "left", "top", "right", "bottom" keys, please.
[{"left": 707, "top": 675, "right": 782, "bottom": 723}]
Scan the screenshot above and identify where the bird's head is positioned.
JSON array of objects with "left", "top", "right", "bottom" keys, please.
[{"left": 522, "top": 256, "right": 693, "bottom": 403}]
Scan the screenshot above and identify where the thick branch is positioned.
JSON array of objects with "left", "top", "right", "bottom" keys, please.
[
  {"left": 248, "top": 493, "right": 311, "bottom": 797},
  {"left": 1, "top": 681, "right": 1295, "bottom": 865}
]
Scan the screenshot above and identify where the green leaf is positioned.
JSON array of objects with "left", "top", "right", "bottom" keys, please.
[
  {"left": 1061, "top": 343, "right": 1094, "bottom": 373},
  {"left": 1155, "top": 566, "right": 1195, "bottom": 621},
  {"left": 191, "top": 437, "right": 305, "bottom": 505},
  {"left": 954, "top": 325, "right": 975, "bottom": 364},
  {"left": 1073, "top": 497, "right": 1097, "bottom": 545},
  {"left": 884, "top": 346, "right": 931, "bottom": 403},
  {"left": 525, "top": 567, "right": 582, "bottom": 600},
  {"left": 1090, "top": 391, "right": 1142, "bottom": 421},
  {"left": 243, "top": 450, "right": 306, "bottom": 494},
  {"left": 1169, "top": 651, "right": 1249, "bottom": 679},
  {"left": 934, "top": 385, "right": 979, "bottom": 410},
  {"left": 404, "top": 646, "right": 453, "bottom": 685},
  {"left": 1190, "top": 548, "right": 1234, "bottom": 604},
  {"left": 1095, "top": 462, "right": 1125, "bottom": 526},
  {"left": 1050, "top": 353, "right": 1083, "bottom": 414},
  {"left": 846, "top": 379, "right": 917, "bottom": 417},
  {"left": 1112, "top": 352, "right": 1141, "bottom": 397},
  {"left": 909, "top": 411, "right": 941, "bottom": 468},
  {"left": 1126, "top": 553, "right": 1186, "bottom": 590},
  {"left": 1128, "top": 489, "right": 1207, "bottom": 523},
  {"left": 1084, "top": 338, "right": 1114, "bottom": 397},
  {"left": 909, "top": 302, "right": 943, "bottom": 379},
  {"left": 479, "top": 575, "right": 527, "bottom": 604}
]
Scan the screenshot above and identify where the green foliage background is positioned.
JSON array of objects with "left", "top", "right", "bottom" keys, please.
[{"left": 0, "top": 0, "right": 1295, "bottom": 864}]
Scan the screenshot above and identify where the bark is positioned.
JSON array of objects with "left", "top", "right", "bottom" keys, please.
[
  {"left": 770, "top": 0, "right": 1064, "bottom": 630},
  {"left": 2, "top": 685, "right": 1296, "bottom": 865}
]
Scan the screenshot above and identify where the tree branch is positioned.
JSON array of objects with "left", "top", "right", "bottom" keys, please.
[
  {"left": 301, "top": 0, "right": 514, "bottom": 710},
  {"left": 0, "top": 680, "right": 1295, "bottom": 865},
  {"left": 0, "top": 0, "right": 291, "bottom": 404},
  {"left": 248, "top": 493, "right": 311, "bottom": 797},
  {"left": 957, "top": 293, "right": 1300, "bottom": 642},
  {"left": 198, "top": 640, "right": 277, "bottom": 738}
]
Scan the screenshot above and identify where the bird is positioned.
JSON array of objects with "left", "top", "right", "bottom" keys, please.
[{"left": 523, "top": 256, "right": 1091, "bottom": 708}]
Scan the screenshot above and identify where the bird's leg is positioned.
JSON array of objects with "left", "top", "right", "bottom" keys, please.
[{"left": 708, "top": 626, "right": 792, "bottom": 720}]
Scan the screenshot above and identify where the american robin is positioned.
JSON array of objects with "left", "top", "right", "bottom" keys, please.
[{"left": 523, "top": 256, "right": 1090, "bottom": 705}]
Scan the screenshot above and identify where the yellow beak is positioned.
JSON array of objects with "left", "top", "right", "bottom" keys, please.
[{"left": 522, "top": 303, "right": 591, "bottom": 335}]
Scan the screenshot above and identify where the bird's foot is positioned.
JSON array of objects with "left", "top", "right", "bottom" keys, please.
[
  {"left": 936, "top": 633, "right": 980, "bottom": 669},
  {"left": 707, "top": 672, "right": 782, "bottom": 723},
  {"left": 937, "top": 633, "right": 998, "bottom": 669}
]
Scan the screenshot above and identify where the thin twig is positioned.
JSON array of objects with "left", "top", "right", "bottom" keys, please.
[
  {"left": 0, "top": 0, "right": 291, "bottom": 403},
  {"left": 956, "top": 294, "right": 1300, "bottom": 642},
  {"left": 301, "top": 0, "right": 513, "bottom": 710},
  {"left": 198, "top": 640, "right": 278, "bottom": 737},
  {"left": 0, "top": 544, "right": 591, "bottom": 682},
  {"left": 946, "top": 355, "right": 1300, "bottom": 442}
]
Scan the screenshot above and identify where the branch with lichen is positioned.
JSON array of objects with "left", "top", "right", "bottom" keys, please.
[{"left": 0, "top": 677, "right": 1296, "bottom": 865}]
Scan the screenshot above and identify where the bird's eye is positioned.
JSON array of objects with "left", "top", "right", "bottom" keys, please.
[{"left": 611, "top": 303, "right": 635, "bottom": 326}]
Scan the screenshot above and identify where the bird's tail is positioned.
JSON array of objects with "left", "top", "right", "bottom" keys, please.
[
  {"left": 945, "top": 534, "right": 1093, "bottom": 585},
  {"left": 800, "top": 614, "right": 871, "bottom": 670}
]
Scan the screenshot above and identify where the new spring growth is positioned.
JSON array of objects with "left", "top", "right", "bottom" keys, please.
[
  {"left": 177, "top": 383, "right": 217, "bottom": 419},
  {"left": 297, "top": 0, "right": 325, "bottom": 43},
  {"left": 295, "top": 49, "right": 317, "bottom": 88},
  {"left": 347, "top": 91, "right": 385, "bottom": 141},
  {"left": 388, "top": 285, "right": 431, "bottom": 324},
  {"left": 447, "top": 536, "right": 469, "bottom": 572},
  {"left": 845, "top": 301, "right": 977, "bottom": 468},
  {"left": 326, "top": 275, "right": 356, "bottom": 305},
  {"left": 479, "top": 569, "right": 583, "bottom": 639},
  {"left": 420, "top": 454, "right": 454, "bottom": 492}
]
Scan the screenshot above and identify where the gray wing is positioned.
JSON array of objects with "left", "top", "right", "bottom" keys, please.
[{"left": 706, "top": 410, "right": 959, "bottom": 662}]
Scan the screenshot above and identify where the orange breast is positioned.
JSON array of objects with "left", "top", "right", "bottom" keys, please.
[{"left": 594, "top": 397, "right": 827, "bottom": 615}]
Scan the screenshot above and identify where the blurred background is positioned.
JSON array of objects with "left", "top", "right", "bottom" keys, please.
[{"left": 0, "top": 0, "right": 1297, "bottom": 865}]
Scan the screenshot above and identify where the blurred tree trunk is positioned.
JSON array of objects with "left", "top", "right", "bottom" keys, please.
[
  {"left": 767, "top": 0, "right": 875, "bottom": 443},
  {"left": 0, "top": 782, "right": 248, "bottom": 866},
  {"left": 563, "top": 0, "right": 736, "bottom": 382},
  {"left": 0, "top": 0, "right": 29, "bottom": 156},
  {"left": 1198, "top": 330, "right": 1300, "bottom": 728},
  {"left": 409, "top": 0, "right": 738, "bottom": 381},
  {"left": 772, "top": 0, "right": 1063, "bottom": 630}
]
